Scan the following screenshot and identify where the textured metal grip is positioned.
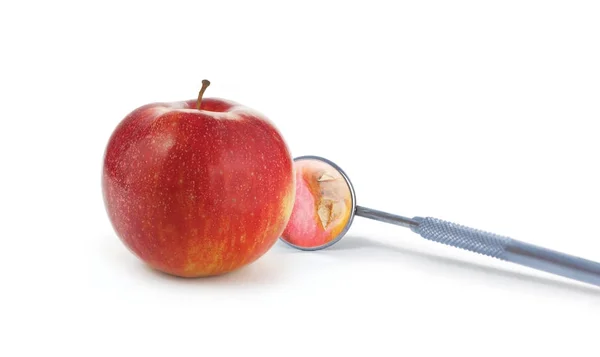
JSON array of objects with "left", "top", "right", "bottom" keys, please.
[{"left": 415, "top": 217, "right": 510, "bottom": 259}]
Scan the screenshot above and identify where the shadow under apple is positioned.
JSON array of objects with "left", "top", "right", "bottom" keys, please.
[{"left": 104, "top": 232, "right": 600, "bottom": 298}]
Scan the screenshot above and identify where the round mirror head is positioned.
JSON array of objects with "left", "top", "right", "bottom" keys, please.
[{"left": 280, "top": 156, "right": 356, "bottom": 250}]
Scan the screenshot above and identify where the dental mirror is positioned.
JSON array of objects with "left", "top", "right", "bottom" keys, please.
[{"left": 280, "top": 155, "right": 600, "bottom": 288}]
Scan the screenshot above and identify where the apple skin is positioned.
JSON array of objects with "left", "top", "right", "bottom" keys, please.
[
  {"left": 281, "top": 159, "right": 353, "bottom": 248},
  {"left": 102, "top": 97, "right": 295, "bottom": 277}
]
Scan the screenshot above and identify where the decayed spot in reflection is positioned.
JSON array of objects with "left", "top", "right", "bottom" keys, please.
[{"left": 281, "top": 158, "right": 353, "bottom": 248}]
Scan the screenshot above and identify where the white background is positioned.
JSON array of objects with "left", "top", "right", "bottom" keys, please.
[{"left": 1, "top": 1, "right": 599, "bottom": 356}]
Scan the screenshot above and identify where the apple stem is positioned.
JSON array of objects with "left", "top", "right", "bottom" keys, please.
[{"left": 196, "top": 80, "right": 211, "bottom": 110}]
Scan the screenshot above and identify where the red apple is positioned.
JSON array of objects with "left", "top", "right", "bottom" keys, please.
[{"left": 102, "top": 80, "right": 295, "bottom": 277}]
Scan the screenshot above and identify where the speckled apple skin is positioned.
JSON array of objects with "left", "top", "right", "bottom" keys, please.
[
  {"left": 281, "top": 159, "right": 353, "bottom": 248},
  {"left": 102, "top": 98, "right": 295, "bottom": 277}
]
